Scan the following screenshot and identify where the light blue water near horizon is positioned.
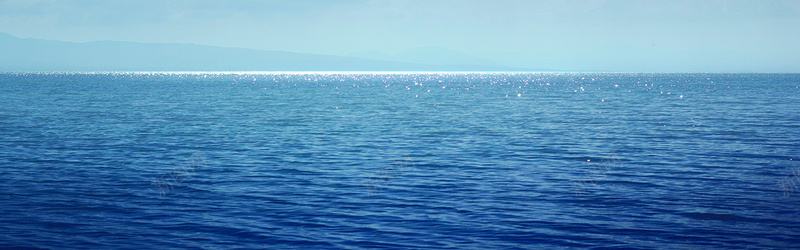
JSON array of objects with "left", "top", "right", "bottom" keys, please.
[{"left": 1, "top": 72, "right": 799, "bottom": 249}]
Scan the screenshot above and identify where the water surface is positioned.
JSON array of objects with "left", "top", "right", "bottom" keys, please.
[{"left": 1, "top": 72, "right": 799, "bottom": 248}]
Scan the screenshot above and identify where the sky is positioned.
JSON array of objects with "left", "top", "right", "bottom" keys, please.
[{"left": 1, "top": 0, "right": 798, "bottom": 72}]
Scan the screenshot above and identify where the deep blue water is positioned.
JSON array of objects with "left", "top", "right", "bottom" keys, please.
[{"left": 1, "top": 72, "right": 799, "bottom": 249}]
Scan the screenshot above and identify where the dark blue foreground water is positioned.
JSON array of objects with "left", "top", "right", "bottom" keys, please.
[{"left": 1, "top": 72, "right": 799, "bottom": 249}]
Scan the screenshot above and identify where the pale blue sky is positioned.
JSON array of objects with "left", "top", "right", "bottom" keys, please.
[{"left": 1, "top": 0, "right": 798, "bottom": 72}]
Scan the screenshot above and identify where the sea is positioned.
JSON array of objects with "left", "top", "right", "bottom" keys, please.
[{"left": 1, "top": 72, "right": 799, "bottom": 249}]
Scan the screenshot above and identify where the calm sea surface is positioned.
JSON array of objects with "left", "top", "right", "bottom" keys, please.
[{"left": 1, "top": 72, "right": 799, "bottom": 249}]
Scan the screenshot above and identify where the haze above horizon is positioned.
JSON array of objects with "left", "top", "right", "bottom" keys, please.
[{"left": 1, "top": 0, "right": 798, "bottom": 73}]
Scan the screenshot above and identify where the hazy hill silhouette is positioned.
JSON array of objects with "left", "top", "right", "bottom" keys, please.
[{"left": 0, "top": 33, "right": 523, "bottom": 72}]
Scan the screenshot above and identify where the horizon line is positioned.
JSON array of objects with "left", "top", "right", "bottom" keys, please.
[{"left": 2, "top": 71, "right": 798, "bottom": 74}]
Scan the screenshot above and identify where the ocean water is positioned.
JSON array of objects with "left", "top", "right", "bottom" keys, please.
[{"left": 1, "top": 72, "right": 799, "bottom": 249}]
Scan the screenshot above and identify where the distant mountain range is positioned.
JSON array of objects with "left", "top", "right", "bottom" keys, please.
[{"left": 0, "top": 32, "right": 529, "bottom": 72}]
